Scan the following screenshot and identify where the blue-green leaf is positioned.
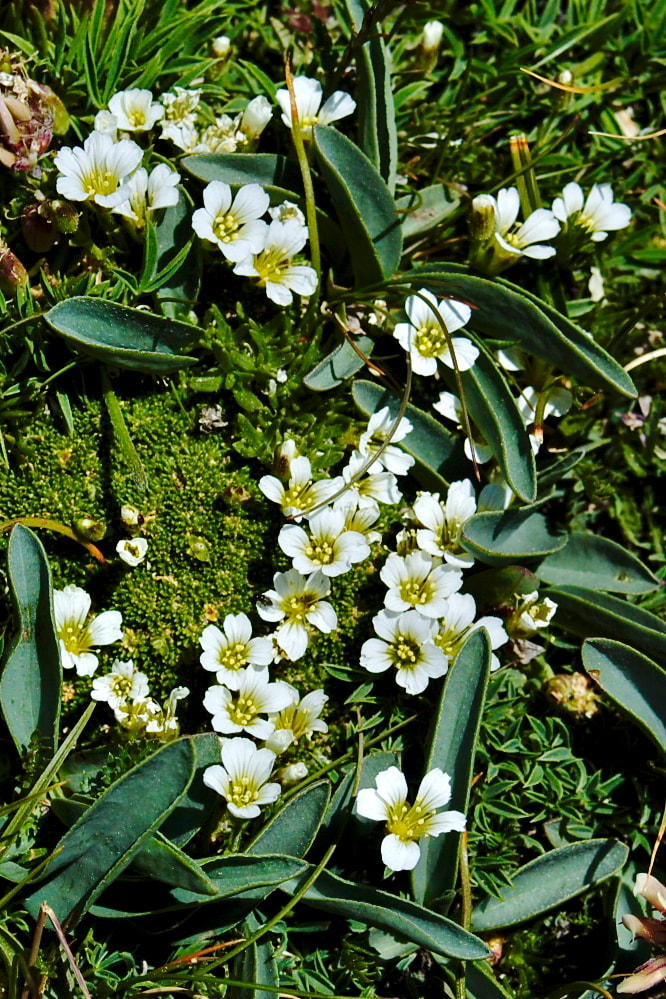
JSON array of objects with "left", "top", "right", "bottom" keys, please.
[
  {"left": 546, "top": 586, "right": 666, "bottom": 663},
  {"left": 281, "top": 868, "right": 491, "bottom": 960},
  {"left": 230, "top": 912, "right": 279, "bottom": 999},
  {"left": 471, "top": 839, "right": 629, "bottom": 931},
  {"left": 352, "top": 379, "right": 467, "bottom": 490},
  {"left": 461, "top": 508, "right": 568, "bottom": 566},
  {"left": 45, "top": 298, "right": 198, "bottom": 373},
  {"left": 303, "top": 336, "right": 374, "bottom": 391},
  {"left": 412, "top": 629, "right": 491, "bottom": 908},
  {"left": 247, "top": 780, "right": 330, "bottom": 858},
  {"left": 582, "top": 639, "right": 666, "bottom": 758},
  {"left": 314, "top": 125, "right": 402, "bottom": 285},
  {"left": 0, "top": 525, "right": 61, "bottom": 753},
  {"left": 397, "top": 185, "right": 461, "bottom": 239},
  {"left": 181, "top": 153, "right": 301, "bottom": 193},
  {"left": 25, "top": 737, "right": 195, "bottom": 924},
  {"left": 407, "top": 264, "right": 635, "bottom": 398},
  {"left": 153, "top": 189, "right": 202, "bottom": 317},
  {"left": 537, "top": 534, "right": 659, "bottom": 594}
]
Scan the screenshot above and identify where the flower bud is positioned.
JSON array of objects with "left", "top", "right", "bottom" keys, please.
[
  {"left": 421, "top": 20, "right": 444, "bottom": 53},
  {"left": 0, "top": 242, "right": 28, "bottom": 294},
  {"left": 72, "top": 515, "right": 106, "bottom": 542},
  {"left": 22, "top": 203, "right": 58, "bottom": 253},
  {"left": 120, "top": 504, "right": 143, "bottom": 529},
  {"left": 211, "top": 35, "right": 231, "bottom": 58},
  {"left": 469, "top": 194, "right": 497, "bottom": 244},
  {"left": 240, "top": 96, "right": 272, "bottom": 140},
  {"left": 276, "top": 762, "right": 308, "bottom": 784},
  {"left": 45, "top": 199, "right": 80, "bottom": 235}
]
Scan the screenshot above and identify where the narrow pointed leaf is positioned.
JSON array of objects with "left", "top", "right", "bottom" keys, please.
[
  {"left": 546, "top": 586, "right": 666, "bottom": 663},
  {"left": 24, "top": 737, "right": 195, "bottom": 924},
  {"left": 461, "top": 508, "right": 568, "bottom": 566},
  {"left": 582, "top": 639, "right": 666, "bottom": 757},
  {"left": 537, "top": 534, "right": 659, "bottom": 594},
  {"left": 314, "top": 125, "right": 402, "bottom": 285},
  {"left": 412, "top": 629, "right": 491, "bottom": 907},
  {"left": 352, "top": 379, "right": 467, "bottom": 489},
  {"left": 343, "top": 0, "right": 397, "bottom": 191},
  {"left": 471, "top": 839, "right": 629, "bottom": 931},
  {"left": 447, "top": 346, "right": 536, "bottom": 502},
  {"left": 247, "top": 780, "right": 331, "bottom": 858},
  {"left": 303, "top": 336, "right": 374, "bottom": 390},
  {"left": 408, "top": 264, "right": 635, "bottom": 398},
  {"left": 45, "top": 298, "right": 198, "bottom": 373},
  {"left": 281, "top": 868, "right": 491, "bottom": 959},
  {"left": 0, "top": 525, "right": 61, "bottom": 753},
  {"left": 230, "top": 912, "right": 279, "bottom": 999}
]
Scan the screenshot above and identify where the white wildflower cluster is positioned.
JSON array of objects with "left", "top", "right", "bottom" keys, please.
[
  {"left": 360, "top": 478, "right": 508, "bottom": 695},
  {"left": 55, "top": 88, "right": 180, "bottom": 229},
  {"left": 92, "top": 659, "right": 189, "bottom": 741},
  {"left": 159, "top": 85, "right": 272, "bottom": 154},
  {"left": 470, "top": 182, "right": 631, "bottom": 277},
  {"left": 393, "top": 287, "right": 479, "bottom": 378},
  {"left": 192, "top": 182, "right": 317, "bottom": 305},
  {"left": 199, "top": 611, "right": 329, "bottom": 819}
]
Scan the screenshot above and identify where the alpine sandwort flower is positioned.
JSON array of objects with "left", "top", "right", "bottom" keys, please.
[
  {"left": 54, "top": 584, "right": 123, "bottom": 676},
  {"left": 203, "top": 736, "right": 281, "bottom": 818}
]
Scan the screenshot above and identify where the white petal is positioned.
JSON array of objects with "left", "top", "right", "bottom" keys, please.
[
  {"left": 356, "top": 787, "right": 389, "bottom": 821},
  {"left": 416, "top": 768, "right": 452, "bottom": 811},
  {"left": 381, "top": 834, "right": 421, "bottom": 871}
]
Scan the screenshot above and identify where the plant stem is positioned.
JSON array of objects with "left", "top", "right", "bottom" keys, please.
[{"left": 100, "top": 366, "right": 148, "bottom": 492}]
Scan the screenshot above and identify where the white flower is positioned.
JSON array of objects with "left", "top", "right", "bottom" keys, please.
[
  {"left": 108, "top": 89, "right": 164, "bottom": 132},
  {"left": 358, "top": 407, "right": 415, "bottom": 476},
  {"left": 380, "top": 551, "right": 462, "bottom": 618},
  {"left": 145, "top": 686, "right": 188, "bottom": 740},
  {"left": 116, "top": 537, "right": 148, "bottom": 566},
  {"left": 492, "top": 187, "right": 559, "bottom": 260},
  {"left": 54, "top": 584, "right": 123, "bottom": 676},
  {"left": 588, "top": 266, "right": 605, "bottom": 302},
  {"left": 516, "top": 385, "right": 573, "bottom": 453},
  {"left": 203, "top": 667, "right": 293, "bottom": 739},
  {"left": 356, "top": 766, "right": 466, "bottom": 872},
  {"left": 278, "top": 507, "right": 370, "bottom": 577},
  {"left": 93, "top": 110, "right": 118, "bottom": 139},
  {"left": 275, "top": 76, "right": 356, "bottom": 130},
  {"left": 233, "top": 219, "right": 317, "bottom": 306},
  {"left": 212, "top": 35, "right": 231, "bottom": 57},
  {"left": 514, "top": 591, "right": 558, "bottom": 635},
  {"left": 200, "top": 613, "right": 273, "bottom": 689},
  {"left": 342, "top": 450, "right": 402, "bottom": 507},
  {"left": 421, "top": 20, "right": 444, "bottom": 51},
  {"left": 114, "top": 697, "right": 158, "bottom": 733},
  {"left": 203, "top": 736, "right": 281, "bottom": 818},
  {"left": 240, "top": 96, "right": 273, "bottom": 140},
  {"left": 265, "top": 686, "right": 328, "bottom": 751},
  {"left": 54, "top": 132, "right": 143, "bottom": 208},
  {"left": 552, "top": 182, "right": 631, "bottom": 242},
  {"left": 112, "top": 164, "right": 180, "bottom": 227},
  {"left": 434, "top": 593, "right": 508, "bottom": 672},
  {"left": 333, "top": 494, "right": 382, "bottom": 545},
  {"left": 257, "top": 569, "right": 337, "bottom": 660},
  {"left": 90, "top": 659, "right": 149, "bottom": 708},
  {"left": 259, "top": 455, "right": 343, "bottom": 519},
  {"left": 360, "top": 610, "right": 448, "bottom": 695},
  {"left": 192, "top": 181, "right": 269, "bottom": 263},
  {"left": 161, "top": 87, "right": 201, "bottom": 127},
  {"left": 269, "top": 200, "right": 306, "bottom": 226},
  {"left": 162, "top": 121, "right": 205, "bottom": 153},
  {"left": 393, "top": 289, "right": 477, "bottom": 377},
  {"left": 413, "top": 481, "right": 477, "bottom": 568},
  {"left": 432, "top": 391, "right": 494, "bottom": 464}
]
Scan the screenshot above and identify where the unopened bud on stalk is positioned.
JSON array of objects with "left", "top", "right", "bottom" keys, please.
[
  {"left": 419, "top": 19, "right": 444, "bottom": 72},
  {"left": 276, "top": 762, "right": 308, "bottom": 784},
  {"left": 211, "top": 35, "right": 231, "bottom": 58},
  {"left": 0, "top": 242, "right": 28, "bottom": 294},
  {"left": 468, "top": 194, "right": 498, "bottom": 272},
  {"left": 46, "top": 198, "right": 80, "bottom": 235},
  {"left": 72, "top": 516, "right": 106, "bottom": 542}
]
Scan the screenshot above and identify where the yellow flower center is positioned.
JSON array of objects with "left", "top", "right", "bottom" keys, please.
[
  {"left": 399, "top": 577, "right": 434, "bottom": 606},
  {"left": 386, "top": 800, "right": 429, "bottom": 842},
  {"left": 284, "top": 594, "right": 314, "bottom": 621},
  {"left": 414, "top": 323, "right": 447, "bottom": 359},
  {"left": 305, "top": 539, "right": 335, "bottom": 565},
  {"left": 253, "top": 247, "right": 289, "bottom": 287},
  {"left": 228, "top": 695, "right": 260, "bottom": 726},
  {"left": 213, "top": 212, "right": 241, "bottom": 243},
  {"left": 228, "top": 776, "right": 260, "bottom": 808},
  {"left": 59, "top": 622, "right": 89, "bottom": 655},
  {"left": 128, "top": 109, "right": 147, "bottom": 127},
  {"left": 111, "top": 674, "right": 134, "bottom": 698},
  {"left": 83, "top": 169, "right": 119, "bottom": 197},
  {"left": 219, "top": 642, "right": 249, "bottom": 672},
  {"left": 283, "top": 482, "right": 315, "bottom": 511},
  {"left": 391, "top": 637, "right": 421, "bottom": 671}
]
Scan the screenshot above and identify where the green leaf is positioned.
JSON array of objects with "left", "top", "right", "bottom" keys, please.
[
  {"left": 343, "top": 0, "right": 397, "bottom": 192},
  {"left": 151, "top": 189, "right": 202, "bottom": 314},
  {"left": 45, "top": 298, "right": 198, "bottom": 374},
  {"left": 352, "top": 379, "right": 467, "bottom": 489},
  {"left": 324, "top": 751, "right": 399, "bottom": 838},
  {"left": 537, "top": 449, "right": 588, "bottom": 488},
  {"left": 159, "top": 732, "right": 223, "bottom": 846},
  {"left": 281, "top": 868, "right": 491, "bottom": 960},
  {"left": 181, "top": 153, "right": 301, "bottom": 194},
  {"left": 536, "top": 534, "right": 659, "bottom": 594},
  {"left": 545, "top": 586, "right": 666, "bottom": 663},
  {"left": 230, "top": 912, "right": 279, "bottom": 999},
  {"left": 396, "top": 185, "right": 461, "bottom": 239},
  {"left": 407, "top": 264, "right": 636, "bottom": 398},
  {"left": 582, "top": 639, "right": 666, "bottom": 758},
  {"left": 247, "top": 781, "right": 331, "bottom": 859},
  {"left": 412, "top": 629, "right": 491, "bottom": 908},
  {"left": 461, "top": 507, "right": 568, "bottom": 566},
  {"left": 0, "top": 525, "right": 61, "bottom": 753},
  {"left": 314, "top": 125, "right": 402, "bottom": 285},
  {"left": 466, "top": 962, "right": 516, "bottom": 999},
  {"left": 471, "top": 839, "right": 629, "bottom": 931},
  {"left": 130, "top": 833, "right": 218, "bottom": 895},
  {"left": 448, "top": 346, "right": 536, "bottom": 502},
  {"left": 24, "top": 737, "right": 195, "bottom": 924},
  {"left": 303, "top": 336, "right": 374, "bottom": 391},
  {"left": 464, "top": 566, "right": 539, "bottom": 608}
]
